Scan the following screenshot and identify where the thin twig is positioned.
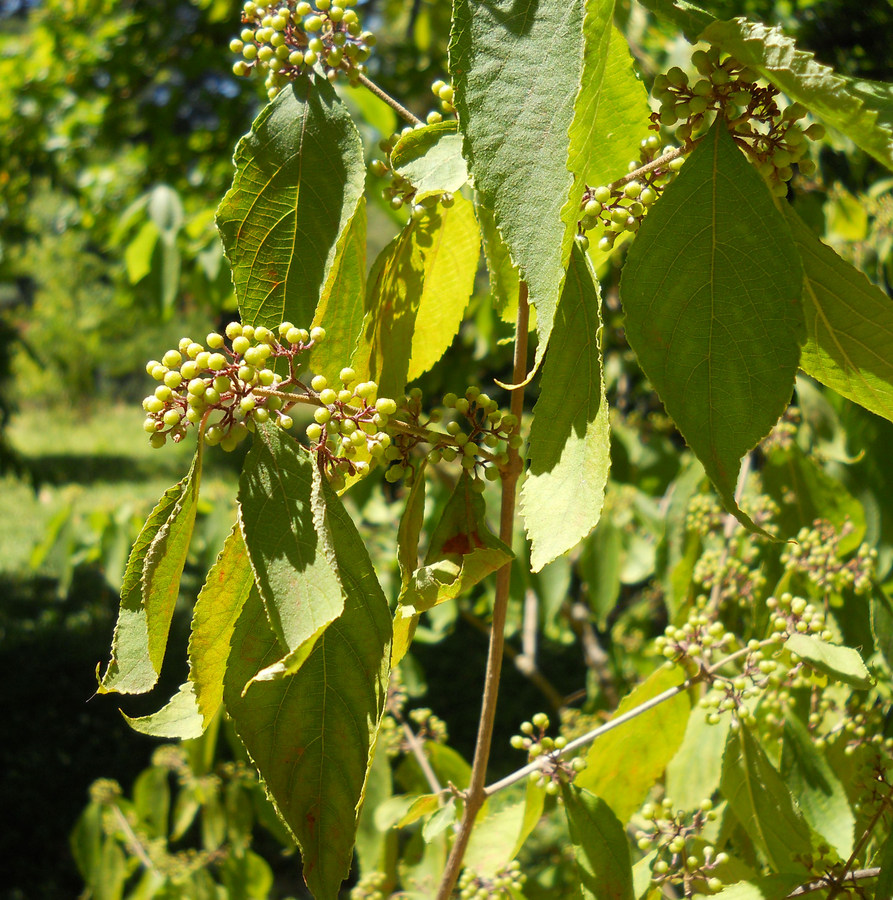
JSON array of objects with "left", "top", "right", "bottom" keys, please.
[
  {"left": 435, "top": 284, "right": 530, "bottom": 900},
  {"left": 356, "top": 72, "right": 424, "bottom": 126},
  {"left": 787, "top": 868, "right": 880, "bottom": 897},
  {"left": 402, "top": 721, "right": 443, "bottom": 795}
]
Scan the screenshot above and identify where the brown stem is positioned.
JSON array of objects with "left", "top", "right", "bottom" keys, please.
[
  {"left": 435, "top": 283, "right": 530, "bottom": 899},
  {"left": 356, "top": 72, "right": 424, "bottom": 126},
  {"left": 788, "top": 868, "right": 880, "bottom": 898}
]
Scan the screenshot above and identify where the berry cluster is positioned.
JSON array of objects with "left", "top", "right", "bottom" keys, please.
[
  {"left": 230, "top": 0, "right": 376, "bottom": 98},
  {"left": 457, "top": 861, "right": 525, "bottom": 900},
  {"left": 577, "top": 133, "right": 684, "bottom": 252},
  {"left": 635, "top": 799, "right": 726, "bottom": 894},
  {"left": 142, "top": 322, "right": 325, "bottom": 451},
  {"left": 780, "top": 519, "right": 877, "bottom": 595},
  {"left": 652, "top": 47, "right": 825, "bottom": 196},
  {"left": 510, "top": 713, "right": 586, "bottom": 795},
  {"left": 349, "top": 871, "right": 388, "bottom": 900},
  {"left": 370, "top": 129, "right": 456, "bottom": 214}
]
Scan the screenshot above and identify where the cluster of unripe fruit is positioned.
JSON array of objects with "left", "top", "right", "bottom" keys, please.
[
  {"left": 230, "top": 0, "right": 376, "bottom": 97},
  {"left": 510, "top": 712, "right": 586, "bottom": 795},
  {"left": 576, "top": 133, "right": 684, "bottom": 252},
  {"left": 780, "top": 519, "right": 877, "bottom": 595},
  {"left": 457, "top": 861, "right": 525, "bottom": 900},
  {"left": 142, "top": 321, "right": 327, "bottom": 452},
  {"left": 370, "top": 126, "right": 456, "bottom": 215},
  {"left": 635, "top": 799, "right": 726, "bottom": 894},
  {"left": 652, "top": 46, "right": 825, "bottom": 196}
]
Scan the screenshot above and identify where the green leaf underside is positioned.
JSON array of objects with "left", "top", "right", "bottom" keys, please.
[
  {"left": 310, "top": 196, "right": 367, "bottom": 387},
  {"left": 450, "top": 0, "right": 583, "bottom": 368},
  {"left": 720, "top": 726, "right": 814, "bottom": 873},
  {"left": 784, "top": 634, "right": 872, "bottom": 688},
  {"left": 123, "top": 682, "right": 204, "bottom": 739},
  {"left": 239, "top": 423, "right": 343, "bottom": 654},
  {"left": 224, "top": 478, "right": 391, "bottom": 900},
  {"left": 701, "top": 18, "right": 893, "bottom": 170},
  {"left": 99, "top": 451, "right": 201, "bottom": 695},
  {"left": 391, "top": 122, "right": 469, "bottom": 199},
  {"left": 619, "top": 122, "right": 804, "bottom": 532},
  {"left": 399, "top": 472, "right": 513, "bottom": 615},
  {"left": 475, "top": 198, "right": 521, "bottom": 320},
  {"left": 575, "top": 665, "right": 691, "bottom": 822},
  {"left": 783, "top": 206, "right": 893, "bottom": 424},
  {"left": 352, "top": 195, "right": 480, "bottom": 399},
  {"left": 560, "top": 1, "right": 651, "bottom": 260},
  {"left": 216, "top": 77, "right": 366, "bottom": 332},
  {"left": 188, "top": 525, "right": 255, "bottom": 727},
  {"left": 522, "top": 244, "right": 611, "bottom": 572},
  {"left": 781, "top": 713, "right": 854, "bottom": 858},
  {"left": 562, "top": 785, "right": 635, "bottom": 900}
]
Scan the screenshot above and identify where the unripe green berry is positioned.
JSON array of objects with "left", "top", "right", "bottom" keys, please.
[
  {"left": 375, "top": 397, "right": 397, "bottom": 416},
  {"left": 310, "top": 327, "right": 326, "bottom": 343},
  {"left": 149, "top": 432, "right": 167, "bottom": 448},
  {"left": 319, "top": 388, "right": 337, "bottom": 405},
  {"left": 306, "top": 422, "right": 323, "bottom": 442}
]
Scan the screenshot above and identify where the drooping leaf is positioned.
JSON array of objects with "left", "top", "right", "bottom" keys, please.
[
  {"left": 216, "top": 77, "right": 366, "bottom": 331},
  {"left": 576, "top": 665, "right": 691, "bottom": 822},
  {"left": 475, "top": 198, "right": 521, "bottom": 320},
  {"left": 560, "top": 0, "right": 651, "bottom": 253},
  {"left": 665, "top": 704, "right": 731, "bottom": 811},
  {"left": 398, "top": 472, "right": 513, "bottom": 615},
  {"left": 720, "top": 726, "right": 814, "bottom": 874},
  {"left": 619, "top": 121, "right": 804, "bottom": 532},
  {"left": 761, "top": 443, "right": 866, "bottom": 552},
  {"left": 309, "top": 196, "right": 367, "bottom": 386},
  {"left": 522, "top": 244, "right": 611, "bottom": 572},
  {"left": 781, "top": 712, "right": 854, "bottom": 858},
  {"left": 464, "top": 795, "right": 527, "bottom": 877},
  {"left": 633, "top": 0, "right": 714, "bottom": 41},
  {"left": 561, "top": 785, "right": 635, "bottom": 900},
  {"left": 391, "top": 122, "right": 469, "bottom": 200},
  {"left": 99, "top": 451, "right": 202, "bottom": 695},
  {"left": 123, "top": 682, "right": 204, "bottom": 739},
  {"left": 782, "top": 205, "right": 893, "bottom": 424},
  {"left": 784, "top": 634, "right": 873, "bottom": 689},
  {"left": 449, "top": 0, "right": 583, "bottom": 367},
  {"left": 392, "top": 461, "right": 428, "bottom": 666},
  {"left": 352, "top": 195, "right": 480, "bottom": 398},
  {"left": 224, "top": 477, "right": 391, "bottom": 900},
  {"left": 238, "top": 423, "right": 343, "bottom": 655},
  {"left": 701, "top": 18, "right": 893, "bottom": 170},
  {"left": 124, "top": 220, "right": 159, "bottom": 284},
  {"left": 188, "top": 525, "right": 255, "bottom": 727}
]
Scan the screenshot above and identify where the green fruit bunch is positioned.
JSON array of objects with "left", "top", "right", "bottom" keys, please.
[
  {"left": 577, "top": 133, "right": 684, "bottom": 253},
  {"left": 429, "top": 79, "right": 456, "bottom": 116},
  {"left": 458, "top": 861, "right": 525, "bottom": 900},
  {"left": 369, "top": 129, "right": 456, "bottom": 215},
  {"left": 510, "top": 713, "right": 586, "bottom": 795},
  {"left": 142, "top": 321, "right": 326, "bottom": 451},
  {"left": 635, "top": 800, "right": 726, "bottom": 895},
  {"left": 230, "top": 0, "right": 376, "bottom": 98},
  {"left": 652, "top": 47, "right": 825, "bottom": 196}
]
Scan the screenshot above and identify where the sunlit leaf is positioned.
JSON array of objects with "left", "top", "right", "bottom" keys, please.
[
  {"left": 124, "top": 682, "right": 203, "bottom": 739},
  {"left": 785, "top": 634, "right": 872, "bottom": 689},
  {"left": 217, "top": 78, "right": 366, "bottom": 331},
  {"left": 522, "top": 244, "right": 610, "bottom": 572},
  {"left": 620, "top": 122, "right": 803, "bottom": 533},
  {"left": 391, "top": 122, "right": 469, "bottom": 200},
  {"left": 450, "top": 0, "right": 583, "bottom": 367}
]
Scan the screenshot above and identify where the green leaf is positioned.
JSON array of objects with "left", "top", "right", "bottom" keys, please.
[
  {"left": 522, "top": 244, "right": 611, "bottom": 572},
  {"left": 619, "top": 122, "right": 803, "bottom": 532},
  {"left": 475, "top": 198, "right": 520, "bottom": 320},
  {"left": 707, "top": 874, "right": 805, "bottom": 900},
  {"left": 560, "top": 1, "right": 651, "bottom": 253},
  {"left": 392, "top": 461, "right": 428, "bottom": 666},
  {"left": 399, "top": 472, "right": 513, "bottom": 615},
  {"left": 309, "top": 196, "right": 367, "bottom": 387},
  {"left": 188, "top": 525, "right": 255, "bottom": 727},
  {"left": 464, "top": 796, "right": 527, "bottom": 877},
  {"left": 561, "top": 785, "right": 635, "bottom": 900},
  {"left": 781, "top": 712, "right": 854, "bottom": 858},
  {"left": 397, "top": 793, "right": 442, "bottom": 828},
  {"left": 123, "top": 681, "right": 204, "bottom": 739},
  {"left": 575, "top": 665, "right": 691, "bottom": 822},
  {"left": 391, "top": 122, "right": 469, "bottom": 200},
  {"left": 224, "top": 478, "right": 391, "bottom": 900},
  {"left": 238, "top": 423, "right": 343, "bottom": 654},
  {"left": 665, "top": 703, "right": 731, "bottom": 811},
  {"left": 352, "top": 195, "right": 480, "bottom": 398},
  {"left": 761, "top": 443, "right": 866, "bottom": 551},
  {"left": 782, "top": 205, "right": 893, "bottom": 424},
  {"left": 784, "top": 634, "right": 873, "bottom": 688},
  {"left": 124, "top": 220, "right": 158, "bottom": 284},
  {"left": 720, "top": 726, "right": 814, "bottom": 873},
  {"left": 701, "top": 18, "right": 893, "bottom": 170},
  {"left": 873, "top": 825, "right": 893, "bottom": 900},
  {"left": 449, "top": 0, "right": 583, "bottom": 367},
  {"left": 633, "top": 0, "right": 714, "bottom": 41},
  {"left": 99, "top": 451, "right": 202, "bottom": 694},
  {"left": 216, "top": 77, "right": 366, "bottom": 332}
]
